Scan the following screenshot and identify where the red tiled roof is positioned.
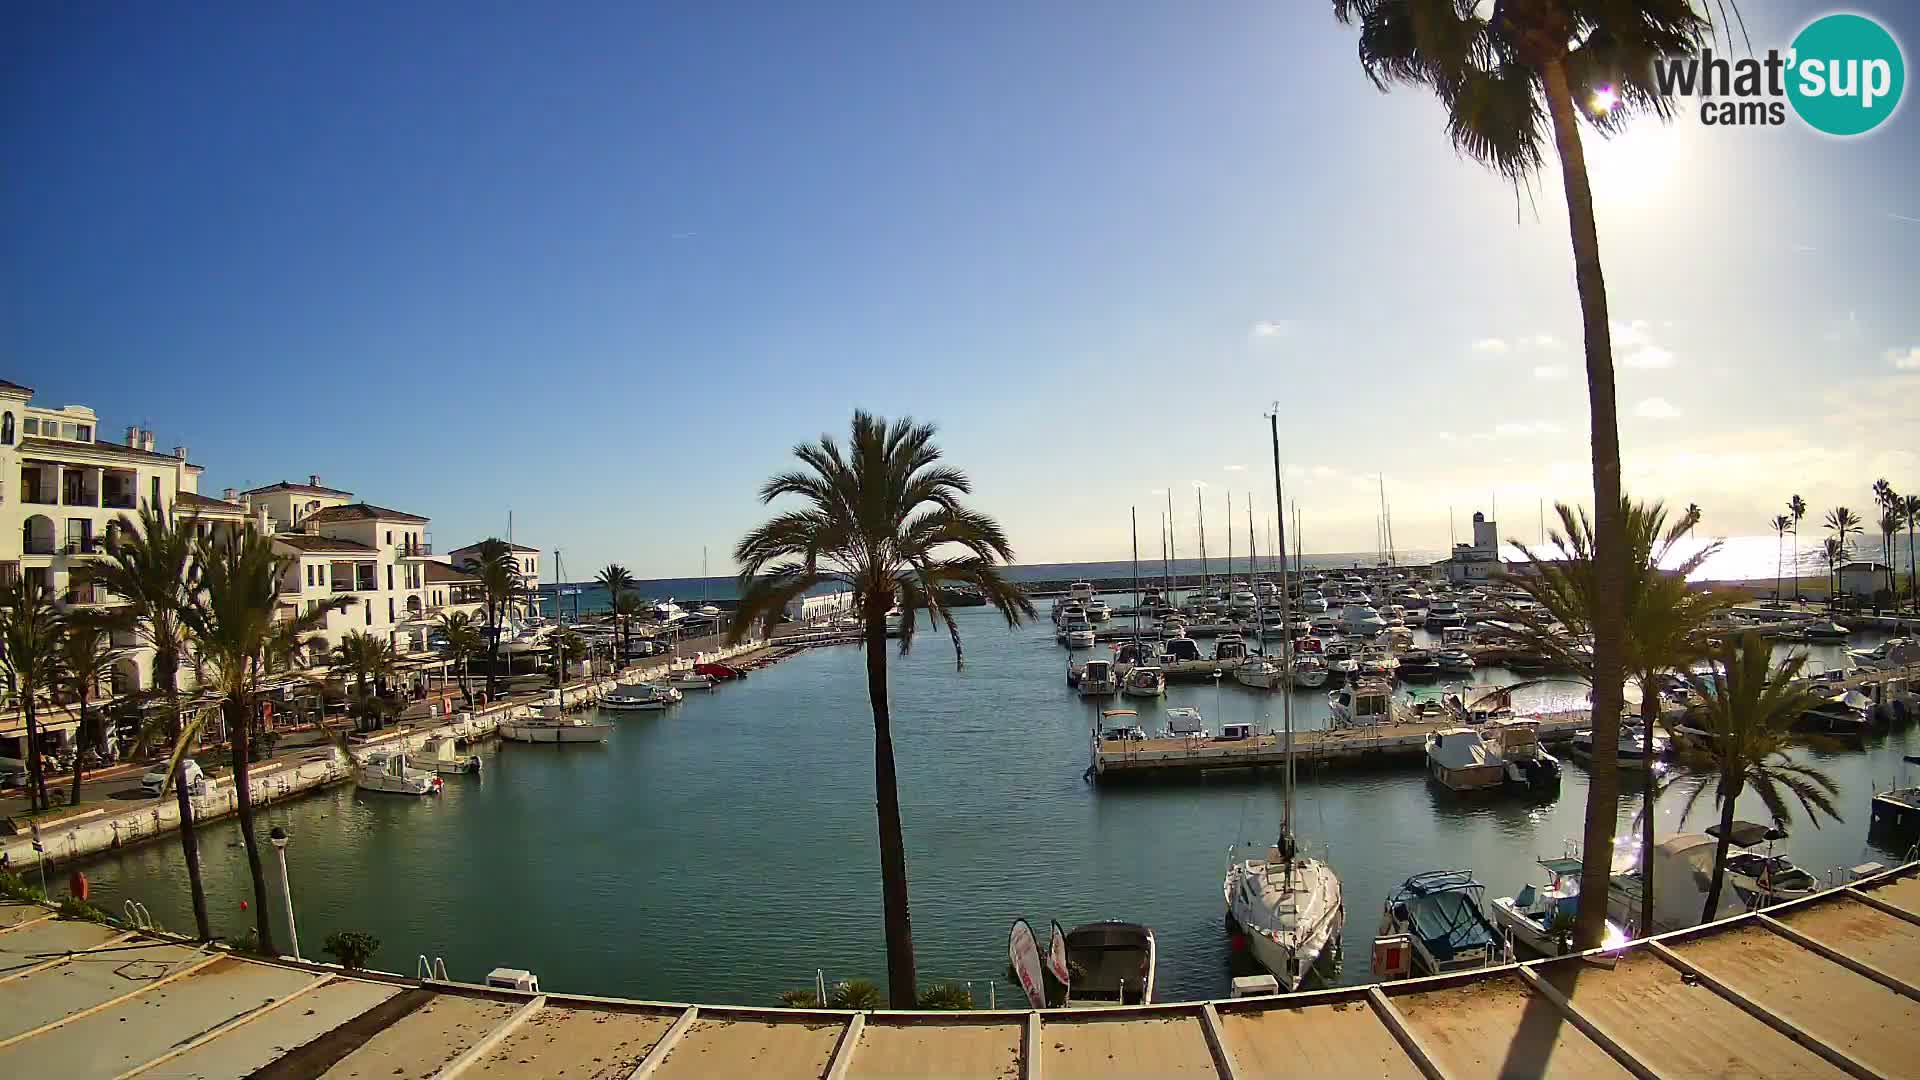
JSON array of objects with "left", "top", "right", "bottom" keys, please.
[
  {"left": 174, "top": 491, "right": 247, "bottom": 515},
  {"left": 425, "top": 561, "right": 480, "bottom": 583},
  {"left": 302, "top": 502, "right": 429, "bottom": 524},
  {"left": 239, "top": 480, "right": 357, "bottom": 498},
  {"left": 449, "top": 540, "right": 539, "bottom": 554},
  {"left": 272, "top": 534, "right": 378, "bottom": 554},
  {"left": 16, "top": 436, "right": 202, "bottom": 468}
]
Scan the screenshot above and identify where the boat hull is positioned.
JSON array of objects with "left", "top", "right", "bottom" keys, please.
[{"left": 500, "top": 721, "right": 612, "bottom": 743}]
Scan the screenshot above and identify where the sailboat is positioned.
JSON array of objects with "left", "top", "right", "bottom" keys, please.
[
  {"left": 1224, "top": 411, "right": 1345, "bottom": 992},
  {"left": 694, "top": 547, "right": 722, "bottom": 619}
]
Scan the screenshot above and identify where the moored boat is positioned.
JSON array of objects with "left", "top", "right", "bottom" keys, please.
[
  {"left": 501, "top": 705, "right": 614, "bottom": 743},
  {"left": 1122, "top": 665, "right": 1166, "bottom": 698},
  {"left": 416, "top": 736, "right": 481, "bottom": 776},
  {"left": 356, "top": 751, "right": 443, "bottom": 796},
  {"left": 1077, "top": 658, "right": 1120, "bottom": 697},
  {"left": 1063, "top": 921, "right": 1157, "bottom": 1005},
  {"left": 1378, "top": 870, "right": 1506, "bottom": 977},
  {"left": 603, "top": 683, "right": 681, "bottom": 712}
]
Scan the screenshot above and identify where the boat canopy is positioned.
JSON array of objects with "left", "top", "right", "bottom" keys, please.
[
  {"left": 1706, "top": 820, "right": 1788, "bottom": 847},
  {"left": 1165, "top": 707, "right": 1205, "bottom": 735},
  {"left": 1386, "top": 871, "right": 1498, "bottom": 963},
  {"left": 1427, "top": 729, "right": 1494, "bottom": 771}
]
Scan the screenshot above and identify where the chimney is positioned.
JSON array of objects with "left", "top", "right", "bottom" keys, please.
[
  {"left": 125, "top": 425, "right": 139, "bottom": 447},
  {"left": 223, "top": 488, "right": 238, "bottom": 502},
  {"left": 173, "top": 445, "right": 189, "bottom": 461},
  {"left": 141, "top": 431, "right": 155, "bottom": 452},
  {"left": 309, "top": 474, "right": 322, "bottom": 488}
]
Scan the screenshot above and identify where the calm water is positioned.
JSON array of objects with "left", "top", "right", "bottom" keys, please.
[{"left": 78, "top": 604, "right": 1914, "bottom": 1005}]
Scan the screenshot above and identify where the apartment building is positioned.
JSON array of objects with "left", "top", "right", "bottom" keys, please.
[{"left": 443, "top": 540, "right": 542, "bottom": 619}]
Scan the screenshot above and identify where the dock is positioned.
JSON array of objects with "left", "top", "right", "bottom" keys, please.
[{"left": 0, "top": 862, "right": 1915, "bottom": 1079}]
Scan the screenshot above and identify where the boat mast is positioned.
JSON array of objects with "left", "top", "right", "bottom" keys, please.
[
  {"left": 1161, "top": 513, "right": 1171, "bottom": 597},
  {"left": 1196, "top": 488, "right": 1210, "bottom": 597},
  {"left": 1247, "top": 502, "right": 1259, "bottom": 649},
  {"left": 1225, "top": 490, "right": 1233, "bottom": 591},
  {"left": 1131, "top": 508, "right": 1140, "bottom": 641},
  {"left": 1268, "top": 408, "right": 1296, "bottom": 863},
  {"left": 1166, "top": 489, "right": 1178, "bottom": 601}
]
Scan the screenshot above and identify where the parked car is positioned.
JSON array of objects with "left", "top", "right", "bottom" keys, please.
[{"left": 141, "top": 759, "right": 211, "bottom": 797}]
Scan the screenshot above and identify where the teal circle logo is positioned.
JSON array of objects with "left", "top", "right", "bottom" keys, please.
[{"left": 1787, "top": 13, "right": 1905, "bottom": 136}]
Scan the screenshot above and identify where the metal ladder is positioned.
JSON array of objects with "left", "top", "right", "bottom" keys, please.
[
  {"left": 122, "top": 900, "right": 153, "bottom": 930},
  {"left": 416, "top": 955, "right": 448, "bottom": 981}
]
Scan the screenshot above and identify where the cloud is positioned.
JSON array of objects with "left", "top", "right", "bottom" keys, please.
[
  {"left": 1250, "top": 320, "right": 1294, "bottom": 339},
  {"left": 1826, "top": 311, "right": 1862, "bottom": 346},
  {"left": 1310, "top": 465, "right": 1338, "bottom": 478},
  {"left": 1621, "top": 345, "right": 1676, "bottom": 369},
  {"left": 1192, "top": 480, "right": 1210, "bottom": 489},
  {"left": 1149, "top": 489, "right": 1166, "bottom": 496},
  {"left": 1471, "top": 337, "right": 1510, "bottom": 353},
  {"left": 1611, "top": 319, "right": 1652, "bottom": 349},
  {"left": 1529, "top": 334, "right": 1562, "bottom": 349},
  {"left": 1533, "top": 364, "right": 1568, "bottom": 380},
  {"left": 1887, "top": 346, "right": 1920, "bottom": 370},
  {"left": 1223, "top": 464, "right": 1247, "bottom": 473},
  {"left": 1634, "top": 397, "right": 1682, "bottom": 420},
  {"left": 1889, "top": 212, "right": 1920, "bottom": 225},
  {"left": 1493, "top": 420, "right": 1563, "bottom": 437},
  {"left": 1437, "top": 431, "right": 1456, "bottom": 442}
]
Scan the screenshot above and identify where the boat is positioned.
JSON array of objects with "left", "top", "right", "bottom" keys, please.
[
  {"left": 1069, "top": 581, "right": 1095, "bottom": 603},
  {"left": 668, "top": 670, "right": 717, "bottom": 690},
  {"left": 500, "top": 704, "right": 614, "bottom": 743},
  {"left": 415, "top": 737, "right": 481, "bottom": 776},
  {"left": 650, "top": 599, "right": 691, "bottom": 624},
  {"left": 1801, "top": 620, "right": 1851, "bottom": 642},
  {"left": 1378, "top": 871, "right": 1506, "bottom": 977},
  {"left": 1569, "top": 722, "right": 1668, "bottom": 764},
  {"left": 1163, "top": 706, "right": 1209, "bottom": 739},
  {"left": 1065, "top": 624, "right": 1097, "bottom": 649},
  {"left": 1155, "top": 636, "right": 1212, "bottom": 680},
  {"left": 1440, "top": 685, "right": 1515, "bottom": 726},
  {"left": 602, "top": 683, "right": 680, "bottom": 711},
  {"left": 693, "top": 662, "right": 745, "bottom": 681},
  {"left": 1099, "top": 709, "right": 1147, "bottom": 743},
  {"left": 1397, "top": 648, "right": 1440, "bottom": 680},
  {"left": 885, "top": 608, "right": 907, "bottom": 638},
  {"left": 1398, "top": 605, "right": 1427, "bottom": 628},
  {"left": 1339, "top": 604, "right": 1388, "bottom": 637},
  {"left": 1424, "top": 601, "right": 1465, "bottom": 629},
  {"left": 1870, "top": 757, "right": 1920, "bottom": 848},
  {"left": 1062, "top": 921, "right": 1156, "bottom": 1005},
  {"left": 1801, "top": 689, "right": 1872, "bottom": 735},
  {"left": 1077, "top": 658, "right": 1120, "bottom": 698},
  {"left": 1234, "top": 656, "right": 1283, "bottom": 690},
  {"left": 1291, "top": 655, "right": 1328, "bottom": 689},
  {"left": 1357, "top": 645, "right": 1398, "bottom": 678},
  {"left": 1711, "top": 821, "right": 1820, "bottom": 907},
  {"left": 1328, "top": 678, "right": 1393, "bottom": 728},
  {"left": 1322, "top": 639, "right": 1359, "bottom": 680},
  {"left": 1491, "top": 856, "right": 1627, "bottom": 958},
  {"left": 1212, "top": 634, "right": 1251, "bottom": 669},
  {"left": 1425, "top": 718, "right": 1561, "bottom": 794},
  {"left": 1085, "top": 599, "right": 1113, "bottom": 623},
  {"left": 1849, "top": 637, "right": 1918, "bottom": 671},
  {"left": 355, "top": 751, "right": 443, "bottom": 796},
  {"left": 1122, "top": 665, "right": 1166, "bottom": 697}
]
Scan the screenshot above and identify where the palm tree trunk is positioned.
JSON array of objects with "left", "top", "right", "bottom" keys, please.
[
  {"left": 226, "top": 696, "right": 277, "bottom": 955},
  {"left": 1774, "top": 532, "right": 1782, "bottom": 605},
  {"left": 1542, "top": 57, "right": 1627, "bottom": 952},
  {"left": 1701, "top": 776, "right": 1743, "bottom": 923},
  {"left": 23, "top": 698, "right": 45, "bottom": 813},
  {"left": 1908, "top": 520, "right": 1916, "bottom": 614},
  {"left": 1638, "top": 680, "right": 1659, "bottom": 937},
  {"left": 486, "top": 620, "right": 501, "bottom": 700},
  {"left": 863, "top": 595, "right": 917, "bottom": 1008},
  {"left": 1792, "top": 523, "right": 1800, "bottom": 603},
  {"left": 70, "top": 694, "right": 88, "bottom": 808},
  {"left": 163, "top": 677, "right": 213, "bottom": 941}
]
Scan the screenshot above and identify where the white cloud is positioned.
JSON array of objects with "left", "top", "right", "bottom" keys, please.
[
  {"left": 1533, "top": 364, "right": 1568, "bottom": 380},
  {"left": 1493, "top": 420, "right": 1563, "bottom": 437},
  {"left": 1621, "top": 345, "right": 1676, "bottom": 369},
  {"left": 1192, "top": 480, "right": 1210, "bottom": 489},
  {"left": 1149, "top": 488, "right": 1166, "bottom": 496},
  {"left": 1529, "top": 334, "right": 1562, "bottom": 349},
  {"left": 1887, "top": 346, "right": 1920, "bottom": 370},
  {"left": 1611, "top": 319, "right": 1652, "bottom": 349},
  {"left": 1634, "top": 397, "right": 1682, "bottom": 420},
  {"left": 1471, "top": 337, "right": 1510, "bottom": 353},
  {"left": 1250, "top": 320, "right": 1294, "bottom": 339},
  {"left": 1437, "top": 431, "right": 1456, "bottom": 442},
  {"left": 1223, "top": 464, "right": 1247, "bottom": 473},
  {"left": 1310, "top": 465, "right": 1338, "bottom": 478}
]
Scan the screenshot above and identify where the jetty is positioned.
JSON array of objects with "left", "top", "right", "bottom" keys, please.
[{"left": 0, "top": 862, "right": 1914, "bottom": 1078}]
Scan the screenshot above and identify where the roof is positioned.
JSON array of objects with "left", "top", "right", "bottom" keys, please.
[
  {"left": 239, "top": 480, "right": 356, "bottom": 497},
  {"left": 14, "top": 435, "right": 202, "bottom": 469},
  {"left": 173, "top": 490, "right": 247, "bottom": 515},
  {"left": 1839, "top": 561, "right": 1893, "bottom": 572},
  {"left": 0, "top": 863, "right": 1912, "bottom": 1080},
  {"left": 0, "top": 379, "right": 30, "bottom": 394},
  {"left": 272, "top": 534, "right": 378, "bottom": 554},
  {"left": 425, "top": 561, "right": 480, "bottom": 583},
  {"left": 449, "top": 540, "right": 540, "bottom": 554},
  {"left": 302, "top": 502, "right": 429, "bottom": 524}
]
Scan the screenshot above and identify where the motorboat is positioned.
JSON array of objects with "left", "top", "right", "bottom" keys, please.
[
  {"left": 1357, "top": 645, "right": 1398, "bottom": 679},
  {"left": 1111, "top": 639, "right": 1154, "bottom": 674},
  {"left": 1297, "top": 591, "right": 1330, "bottom": 614},
  {"left": 356, "top": 751, "right": 443, "bottom": 796},
  {"left": 1801, "top": 620, "right": 1851, "bottom": 642},
  {"left": 1309, "top": 612, "right": 1340, "bottom": 635},
  {"left": 1291, "top": 655, "right": 1328, "bottom": 689},
  {"left": 1328, "top": 678, "right": 1394, "bottom": 728},
  {"left": 500, "top": 705, "right": 614, "bottom": 743},
  {"left": 1801, "top": 689, "right": 1872, "bottom": 735},
  {"left": 1323, "top": 639, "right": 1359, "bottom": 680},
  {"left": 1424, "top": 601, "right": 1465, "bottom": 629},
  {"left": 1340, "top": 604, "right": 1388, "bottom": 637},
  {"left": 1381, "top": 604, "right": 1409, "bottom": 628},
  {"left": 1077, "top": 658, "right": 1120, "bottom": 698},
  {"left": 693, "top": 604, "right": 722, "bottom": 619},
  {"left": 1155, "top": 636, "right": 1212, "bottom": 680},
  {"left": 1425, "top": 718, "right": 1561, "bottom": 794},
  {"left": 1397, "top": 648, "right": 1441, "bottom": 680},
  {"left": 1062, "top": 921, "right": 1157, "bottom": 1005},
  {"left": 1491, "top": 856, "right": 1626, "bottom": 958},
  {"left": 1441, "top": 685, "right": 1515, "bottom": 726},
  {"left": 1069, "top": 581, "right": 1095, "bottom": 603},
  {"left": 1378, "top": 871, "right": 1506, "bottom": 977},
  {"left": 1225, "top": 840, "right": 1345, "bottom": 992},
  {"left": 650, "top": 599, "right": 691, "bottom": 624},
  {"left": 1163, "top": 706, "right": 1209, "bottom": 739},
  {"left": 1099, "top": 708, "right": 1147, "bottom": 743},
  {"left": 1849, "top": 637, "right": 1918, "bottom": 671},
  {"left": 693, "top": 662, "right": 746, "bottom": 681},
  {"left": 885, "top": 608, "right": 907, "bottom": 638},
  {"left": 1122, "top": 665, "right": 1166, "bottom": 698},
  {"left": 1085, "top": 599, "right": 1113, "bottom": 623},
  {"left": 603, "top": 683, "right": 680, "bottom": 711},
  {"left": 1569, "top": 721, "right": 1668, "bottom": 765},
  {"left": 415, "top": 737, "right": 481, "bottom": 776},
  {"left": 667, "top": 671, "right": 717, "bottom": 690},
  {"left": 1383, "top": 626, "right": 1416, "bottom": 652},
  {"left": 1436, "top": 627, "right": 1475, "bottom": 673},
  {"left": 1212, "top": 635, "right": 1251, "bottom": 669},
  {"left": 1234, "top": 656, "right": 1282, "bottom": 690},
  {"left": 1065, "top": 625, "right": 1097, "bottom": 649},
  {"left": 1398, "top": 604, "right": 1427, "bottom": 628}
]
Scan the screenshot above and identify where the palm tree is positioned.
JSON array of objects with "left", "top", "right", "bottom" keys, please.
[
  {"left": 330, "top": 631, "right": 397, "bottom": 732},
  {"left": 595, "top": 564, "right": 636, "bottom": 665},
  {"left": 0, "top": 581, "right": 63, "bottom": 812},
  {"left": 613, "top": 593, "right": 648, "bottom": 662},
  {"left": 727, "top": 412, "right": 1034, "bottom": 1007},
  {"left": 1328, "top": 0, "right": 1715, "bottom": 949},
  {"left": 183, "top": 525, "right": 350, "bottom": 956},
  {"left": 548, "top": 628, "right": 588, "bottom": 689},
  {"left": 1788, "top": 494, "right": 1808, "bottom": 604},
  {"left": 1824, "top": 507, "right": 1862, "bottom": 605},
  {"left": 1492, "top": 497, "right": 1739, "bottom": 936},
  {"left": 1822, "top": 538, "right": 1845, "bottom": 603},
  {"left": 1768, "top": 514, "right": 1791, "bottom": 605},
  {"left": 1678, "top": 634, "right": 1841, "bottom": 921},
  {"left": 460, "top": 540, "right": 524, "bottom": 699},
  {"left": 1902, "top": 494, "right": 1920, "bottom": 615},
  {"left": 56, "top": 620, "right": 121, "bottom": 808},
  {"left": 434, "top": 611, "right": 482, "bottom": 705},
  {"left": 73, "top": 502, "right": 213, "bottom": 940},
  {"left": 1682, "top": 503, "right": 1702, "bottom": 538},
  {"left": 1877, "top": 507, "right": 1902, "bottom": 614}
]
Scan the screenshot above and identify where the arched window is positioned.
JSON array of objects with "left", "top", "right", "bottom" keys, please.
[{"left": 1, "top": 412, "right": 12, "bottom": 445}]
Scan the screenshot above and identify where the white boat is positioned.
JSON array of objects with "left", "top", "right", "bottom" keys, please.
[
  {"left": 415, "top": 737, "right": 481, "bottom": 776},
  {"left": 1212, "top": 635, "right": 1251, "bottom": 669},
  {"left": 1377, "top": 871, "right": 1506, "bottom": 977},
  {"left": 1309, "top": 612, "right": 1340, "bottom": 634},
  {"left": 1234, "top": 657, "right": 1283, "bottom": 690},
  {"left": 1849, "top": 637, "right": 1918, "bottom": 671},
  {"left": 1298, "top": 591, "right": 1329, "bottom": 614},
  {"left": 1077, "top": 658, "right": 1120, "bottom": 698},
  {"left": 668, "top": 671, "right": 717, "bottom": 690},
  {"left": 1328, "top": 678, "right": 1393, "bottom": 728},
  {"left": 1801, "top": 620, "right": 1850, "bottom": 642},
  {"left": 1291, "top": 655, "right": 1328, "bottom": 689},
  {"left": 1163, "top": 706, "right": 1209, "bottom": 739},
  {"left": 1065, "top": 625, "right": 1097, "bottom": 649},
  {"left": 1357, "top": 645, "right": 1398, "bottom": 678},
  {"left": 1425, "top": 719, "right": 1561, "bottom": 794},
  {"left": 650, "top": 599, "right": 691, "bottom": 624},
  {"left": 1339, "top": 604, "right": 1388, "bottom": 637},
  {"left": 356, "top": 751, "right": 443, "bottom": 796},
  {"left": 1425, "top": 601, "right": 1465, "bottom": 629},
  {"left": 694, "top": 605, "right": 722, "bottom": 619},
  {"left": 603, "top": 683, "right": 680, "bottom": 711},
  {"left": 884, "top": 608, "right": 907, "bottom": 638},
  {"left": 500, "top": 705, "right": 614, "bottom": 743},
  {"left": 1155, "top": 635, "right": 1211, "bottom": 679},
  {"left": 1492, "top": 856, "right": 1590, "bottom": 957},
  {"left": 1099, "top": 708, "right": 1147, "bottom": 743},
  {"left": 1068, "top": 581, "right": 1095, "bottom": 603},
  {"left": 1062, "top": 921, "right": 1157, "bottom": 1005},
  {"left": 1085, "top": 599, "right": 1113, "bottom": 623},
  {"left": 1122, "top": 665, "right": 1166, "bottom": 698}
]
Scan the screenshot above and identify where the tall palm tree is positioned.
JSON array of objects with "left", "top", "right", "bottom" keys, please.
[
  {"left": 0, "top": 581, "right": 64, "bottom": 812},
  {"left": 460, "top": 540, "right": 523, "bottom": 699},
  {"left": 434, "top": 611, "right": 482, "bottom": 705},
  {"left": 73, "top": 502, "right": 212, "bottom": 940},
  {"left": 1682, "top": 503, "right": 1702, "bottom": 538},
  {"left": 1787, "top": 494, "right": 1808, "bottom": 604},
  {"left": 1902, "top": 494, "right": 1920, "bottom": 615},
  {"left": 1768, "top": 514, "right": 1791, "bottom": 606},
  {"left": 1824, "top": 507, "right": 1861, "bottom": 605},
  {"left": 1328, "top": 0, "right": 1716, "bottom": 949},
  {"left": 1822, "top": 538, "right": 1845, "bottom": 603},
  {"left": 727, "top": 412, "right": 1034, "bottom": 1007},
  {"left": 330, "top": 631, "right": 397, "bottom": 732},
  {"left": 595, "top": 564, "right": 636, "bottom": 665},
  {"left": 548, "top": 628, "right": 588, "bottom": 689},
  {"left": 183, "top": 525, "right": 350, "bottom": 956},
  {"left": 1678, "top": 634, "right": 1841, "bottom": 921},
  {"left": 613, "top": 593, "right": 648, "bottom": 663},
  {"left": 1492, "top": 497, "right": 1739, "bottom": 936},
  {"left": 1877, "top": 507, "right": 1902, "bottom": 614},
  {"left": 56, "top": 620, "right": 121, "bottom": 808}
]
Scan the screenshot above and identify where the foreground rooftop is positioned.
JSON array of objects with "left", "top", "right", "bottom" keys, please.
[{"left": 3, "top": 863, "right": 1916, "bottom": 1079}]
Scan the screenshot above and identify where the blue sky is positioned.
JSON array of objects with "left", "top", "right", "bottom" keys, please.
[{"left": 5, "top": 1, "right": 1916, "bottom": 577}]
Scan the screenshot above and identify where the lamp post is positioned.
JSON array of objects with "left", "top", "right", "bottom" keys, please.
[{"left": 269, "top": 826, "right": 301, "bottom": 960}]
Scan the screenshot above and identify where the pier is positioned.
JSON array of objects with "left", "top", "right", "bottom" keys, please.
[{"left": 0, "top": 862, "right": 1914, "bottom": 1079}]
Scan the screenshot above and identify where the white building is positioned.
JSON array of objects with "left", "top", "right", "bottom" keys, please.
[
  {"left": 1442, "top": 512, "right": 1502, "bottom": 585},
  {"left": 1837, "top": 561, "right": 1894, "bottom": 600},
  {"left": 443, "top": 540, "right": 541, "bottom": 618}
]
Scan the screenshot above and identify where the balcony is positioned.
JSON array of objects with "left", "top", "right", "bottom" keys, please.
[
  {"left": 21, "top": 490, "right": 56, "bottom": 506},
  {"left": 331, "top": 582, "right": 353, "bottom": 593},
  {"left": 394, "top": 541, "right": 433, "bottom": 558},
  {"left": 103, "top": 492, "right": 137, "bottom": 510},
  {"left": 63, "top": 537, "right": 104, "bottom": 556},
  {"left": 61, "top": 586, "right": 109, "bottom": 607},
  {"left": 22, "top": 538, "right": 57, "bottom": 556}
]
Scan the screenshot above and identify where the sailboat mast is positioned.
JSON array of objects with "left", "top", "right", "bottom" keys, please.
[
  {"left": 1166, "top": 490, "right": 1178, "bottom": 599},
  {"left": 1268, "top": 409, "right": 1296, "bottom": 851},
  {"left": 1131, "top": 508, "right": 1140, "bottom": 640},
  {"left": 1197, "top": 488, "right": 1210, "bottom": 595},
  {"left": 1247, "top": 503, "right": 1259, "bottom": 646},
  {"left": 1161, "top": 513, "right": 1170, "bottom": 595}
]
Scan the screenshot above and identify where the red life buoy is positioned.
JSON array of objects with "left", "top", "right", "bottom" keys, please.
[{"left": 68, "top": 871, "right": 88, "bottom": 902}]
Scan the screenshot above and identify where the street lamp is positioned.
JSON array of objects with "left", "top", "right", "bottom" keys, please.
[{"left": 269, "top": 826, "right": 301, "bottom": 960}]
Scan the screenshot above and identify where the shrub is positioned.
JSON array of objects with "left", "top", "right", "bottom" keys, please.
[
  {"left": 827, "top": 978, "right": 882, "bottom": 1010},
  {"left": 916, "top": 983, "right": 974, "bottom": 1010},
  {"left": 56, "top": 895, "right": 110, "bottom": 924},
  {"left": 777, "top": 988, "right": 821, "bottom": 1008},
  {"left": 322, "top": 929, "right": 380, "bottom": 969}
]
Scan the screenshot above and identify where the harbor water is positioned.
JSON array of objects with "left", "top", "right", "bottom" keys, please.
[{"left": 75, "top": 604, "right": 1915, "bottom": 1005}]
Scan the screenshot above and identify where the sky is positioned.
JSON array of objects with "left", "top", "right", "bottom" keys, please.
[{"left": 5, "top": 1, "right": 1917, "bottom": 578}]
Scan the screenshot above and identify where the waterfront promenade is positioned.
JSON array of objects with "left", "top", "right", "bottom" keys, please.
[{"left": 0, "top": 861, "right": 1914, "bottom": 1078}]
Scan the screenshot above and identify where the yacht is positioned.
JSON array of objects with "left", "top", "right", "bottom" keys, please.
[
  {"left": 1849, "top": 637, "right": 1918, "bottom": 671},
  {"left": 1339, "top": 604, "right": 1388, "bottom": 637},
  {"left": 356, "top": 751, "right": 443, "bottom": 796},
  {"left": 1062, "top": 922, "right": 1157, "bottom": 1005},
  {"left": 1425, "top": 719, "right": 1561, "bottom": 793},
  {"left": 1291, "top": 655, "right": 1329, "bottom": 689},
  {"left": 1085, "top": 599, "right": 1113, "bottom": 623},
  {"left": 1357, "top": 645, "right": 1398, "bottom": 678},
  {"left": 1436, "top": 627, "right": 1475, "bottom": 673},
  {"left": 1155, "top": 635, "right": 1211, "bottom": 680},
  {"left": 415, "top": 736, "right": 482, "bottom": 776},
  {"left": 1234, "top": 656, "right": 1283, "bottom": 690},
  {"left": 1322, "top": 639, "right": 1359, "bottom": 680},
  {"left": 1377, "top": 871, "right": 1505, "bottom": 977},
  {"left": 1309, "top": 612, "right": 1340, "bottom": 635},
  {"left": 1069, "top": 581, "right": 1095, "bottom": 603},
  {"left": 1163, "top": 706, "right": 1209, "bottom": 739},
  {"left": 1381, "top": 604, "right": 1409, "bottom": 628},
  {"left": 1122, "top": 665, "right": 1166, "bottom": 698},
  {"left": 1425, "top": 601, "right": 1465, "bottom": 629},
  {"left": 1328, "top": 678, "right": 1394, "bottom": 728},
  {"left": 1226, "top": 841, "right": 1344, "bottom": 993},
  {"left": 1212, "top": 634, "right": 1251, "bottom": 670},
  {"left": 1801, "top": 689, "right": 1872, "bottom": 735},
  {"left": 885, "top": 608, "right": 908, "bottom": 638},
  {"left": 1077, "top": 658, "right": 1120, "bottom": 698},
  {"left": 500, "top": 704, "right": 614, "bottom": 743},
  {"left": 1064, "top": 622, "right": 1097, "bottom": 649},
  {"left": 1297, "top": 591, "right": 1330, "bottom": 614},
  {"left": 650, "top": 599, "right": 691, "bottom": 624},
  {"left": 1397, "top": 603, "right": 1428, "bottom": 628},
  {"left": 1397, "top": 648, "right": 1441, "bottom": 680}
]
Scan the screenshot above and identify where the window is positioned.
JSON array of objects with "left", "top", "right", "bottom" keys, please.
[
  {"left": 388, "top": 598, "right": 395, "bottom": 623},
  {"left": 385, "top": 530, "right": 393, "bottom": 544},
  {"left": 306, "top": 565, "right": 314, "bottom": 587},
  {"left": 76, "top": 424, "right": 91, "bottom": 442},
  {"left": 364, "top": 600, "right": 372, "bottom": 625},
  {"left": 0, "top": 413, "right": 11, "bottom": 444},
  {"left": 386, "top": 565, "right": 393, "bottom": 590},
  {"left": 151, "top": 477, "right": 161, "bottom": 511}
]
